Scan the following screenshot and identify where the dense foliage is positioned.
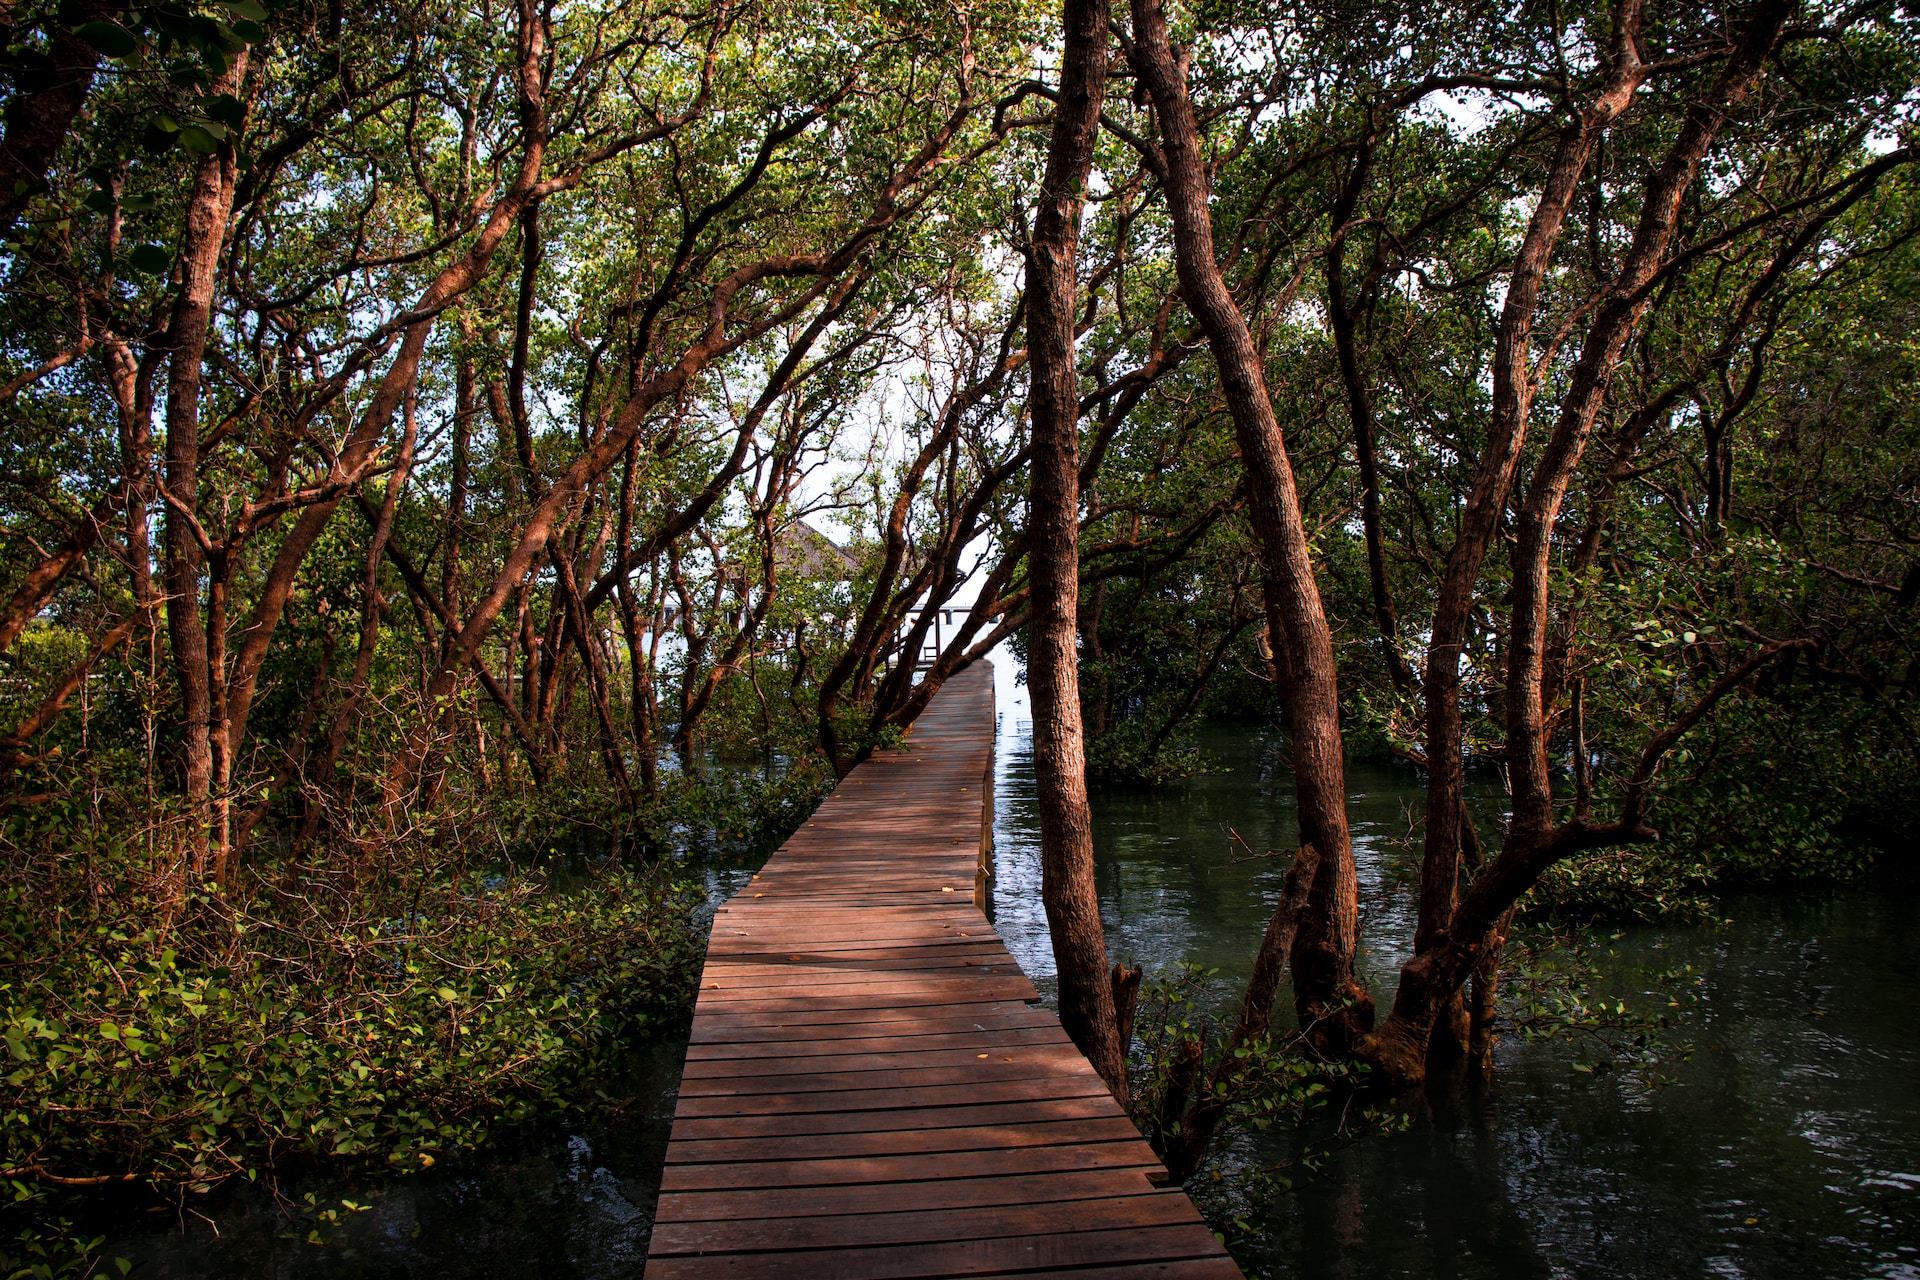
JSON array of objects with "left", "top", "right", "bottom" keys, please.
[
  {"left": 2, "top": 853, "right": 702, "bottom": 1187},
  {"left": 3, "top": 0, "right": 1919, "bottom": 1258}
]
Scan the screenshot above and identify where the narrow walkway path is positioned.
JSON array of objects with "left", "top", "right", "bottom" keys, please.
[{"left": 645, "top": 663, "right": 1242, "bottom": 1278}]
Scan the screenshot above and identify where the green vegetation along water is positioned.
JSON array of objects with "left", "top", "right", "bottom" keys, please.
[{"left": 95, "top": 697, "right": 1917, "bottom": 1279}]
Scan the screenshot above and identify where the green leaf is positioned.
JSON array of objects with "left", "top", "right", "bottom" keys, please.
[
  {"left": 219, "top": 0, "right": 269, "bottom": 18},
  {"left": 202, "top": 93, "right": 246, "bottom": 128},
  {"left": 178, "top": 125, "right": 222, "bottom": 154},
  {"left": 76, "top": 21, "right": 140, "bottom": 57},
  {"left": 128, "top": 243, "right": 172, "bottom": 275}
]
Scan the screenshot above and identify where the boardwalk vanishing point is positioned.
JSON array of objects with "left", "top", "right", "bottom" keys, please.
[{"left": 644, "top": 663, "right": 1243, "bottom": 1278}]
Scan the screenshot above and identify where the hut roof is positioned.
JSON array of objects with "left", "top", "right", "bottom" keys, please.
[{"left": 774, "top": 520, "right": 859, "bottom": 581}]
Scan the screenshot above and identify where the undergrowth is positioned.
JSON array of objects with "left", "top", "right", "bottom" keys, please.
[{"left": 0, "top": 794, "right": 728, "bottom": 1276}]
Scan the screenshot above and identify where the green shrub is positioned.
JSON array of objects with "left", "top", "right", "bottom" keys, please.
[{"left": 1, "top": 860, "right": 703, "bottom": 1189}]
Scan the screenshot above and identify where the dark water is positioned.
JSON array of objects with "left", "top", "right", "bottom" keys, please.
[
  {"left": 102, "top": 1038, "right": 685, "bottom": 1278},
  {"left": 97, "top": 667, "right": 1919, "bottom": 1278},
  {"left": 989, "top": 665, "right": 1920, "bottom": 1280}
]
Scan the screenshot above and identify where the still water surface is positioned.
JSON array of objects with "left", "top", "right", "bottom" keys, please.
[{"left": 105, "top": 667, "right": 1919, "bottom": 1278}]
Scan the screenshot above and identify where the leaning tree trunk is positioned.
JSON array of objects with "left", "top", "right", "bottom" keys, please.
[
  {"left": 1024, "top": 0, "right": 1128, "bottom": 1104},
  {"left": 1411, "top": 0, "right": 1650, "bottom": 1065},
  {"left": 1127, "top": 0, "right": 1371, "bottom": 1056},
  {"left": 1363, "top": 2, "right": 1793, "bottom": 1086}
]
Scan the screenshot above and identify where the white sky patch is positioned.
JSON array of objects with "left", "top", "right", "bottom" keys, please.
[{"left": 1417, "top": 87, "right": 1547, "bottom": 140}]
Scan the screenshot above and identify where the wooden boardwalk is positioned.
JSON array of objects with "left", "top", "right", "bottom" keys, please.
[{"left": 645, "top": 663, "right": 1242, "bottom": 1278}]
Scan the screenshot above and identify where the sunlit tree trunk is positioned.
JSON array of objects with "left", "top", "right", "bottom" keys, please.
[
  {"left": 1025, "top": 0, "right": 1128, "bottom": 1103},
  {"left": 159, "top": 55, "right": 248, "bottom": 874},
  {"left": 1127, "top": 0, "right": 1370, "bottom": 1055}
]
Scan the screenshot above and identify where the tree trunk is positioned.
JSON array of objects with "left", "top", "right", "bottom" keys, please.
[
  {"left": 311, "top": 385, "right": 424, "bottom": 798},
  {"left": 1159, "top": 843, "right": 1320, "bottom": 1181},
  {"left": 1324, "top": 138, "right": 1415, "bottom": 691},
  {"left": 1509, "top": 0, "right": 1787, "bottom": 849},
  {"left": 1410, "top": 3, "right": 1650, "bottom": 1065},
  {"left": 159, "top": 54, "right": 249, "bottom": 874},
  {"left": 1025, "top": 0, "right": 1127, "bottom": 1105},
  {"left": 1127, "top": 0, "right": 1370, "bottom": 1055}
]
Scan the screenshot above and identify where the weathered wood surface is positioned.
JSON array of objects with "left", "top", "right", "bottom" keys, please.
[{"left": 645, "top": 663, "right": 1240, "bottom": 1277}]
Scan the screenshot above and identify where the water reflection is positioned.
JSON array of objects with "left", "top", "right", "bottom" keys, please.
[{"left": 991, "top": 687, "right": 1920, "bottom": 1280}]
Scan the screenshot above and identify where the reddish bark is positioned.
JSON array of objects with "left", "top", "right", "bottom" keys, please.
[
  {"left": 1362, "top": 638, "right": 1814, "bottom": 1088},
  {"left": 1508, "top": 1, "right": 1789, "bottom": 851},
  {"left": 1414, "top": 1, "right": 1651, "bottom": 994},
  {"left": 1324, "top": 136, "right": 1415, "bottom": 691},
  {"left": 158, "top": 54, "right": 250, "bottom": 873},
  {"left": 1126, "top": 0, "right": 1370, "bottom": 1053},
  {"left": 1158, "top": 843, "right": 1320, "bottom": 1181},
  {"left": 1025, "top": 0, "right": 1128, "bottom": 1104},
  {"left": 390, "top": 62, "right": 980, "bottom": 798},
  {"left": 310, "top": 387, "right": 424, "bottom": 797}
]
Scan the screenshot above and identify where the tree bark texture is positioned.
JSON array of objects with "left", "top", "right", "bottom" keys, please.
[
  {"left": 159, "top": 54, "right": 249, "bottom": 873},
  {"left": 1324, "top": 137, "right": 1416, "bottom": 692},
  {"left": 1506, "top": 0, "right": 1789, "bottom": 847},
  {"left": 1127, "top": 0, "right": 1369, "bottom": 1054},
  {"left": 1360, "top": 0, "right": 1789, "bottom": 1084},
  {"left": 1414, "top": 0, "right": 1649, "bottom": 985},
  {"left": 1025, "top": 0, "right": 1128, "bottom": 1104}
]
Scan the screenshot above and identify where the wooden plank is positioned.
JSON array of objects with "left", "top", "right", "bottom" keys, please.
[
  {"left": 695, "top": 964, "right": 1030, "bottom": 990},
  {"left": 664, "top": 1117, "right": 1149, "bottom": 1165},
  {"left": 665, "top": 1095, "right": 1124, "bottom": 1142},
  {"left": 644, "top": 1223, "right": 1232, "bottom": 1279},
  {"left": 688, "top": 1010, "right": 1063, "bottom": 1044},
  {"left": 674, "top": 1057, "right": 1099, "bottom": 1097},
  {"left": 674, "top": 988, "right": 1043, "bottom": 1017},
  {"left": 685, "top": 1025, "right": 1071, "bottom": 1059},
  {"left": 643, "top": 664, "right": 1237, "bottom": 1279},
  {"left": 657, "top": 1142, "right": 1168, "bottom": 1192},
  {"left": 667, "top": 1076, "right": 1120, "bottom": 1122},
  {"left": 1015, "top": 1266, "right": 1245, "bottom": 1280},
  {"left": 687, "top": 1001, "right": 1056, "bottom": 1032},
  {"left": 654, "top": 1168, "right": 1163, "bottom": 1223},
  {"left": 649, "top": 1191, "right": 1206, "bottom": 1255},
  {"left": 698, "top": 948, "right": 1016, "bottom": 969},
  {"left": 680, "top": 1042, "right": 1089, "bottom": 1079}
]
